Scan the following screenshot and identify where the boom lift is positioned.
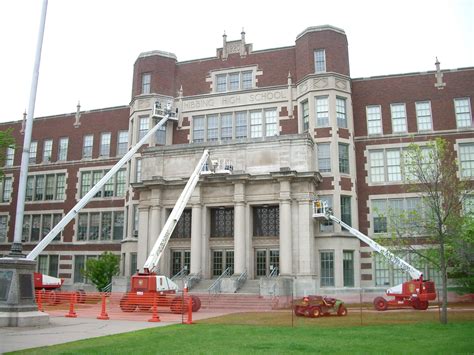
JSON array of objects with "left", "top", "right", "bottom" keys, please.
[
  {"left": 25, "top": 101, "right": 177, "bottom": 300},
  {"left": 119, "top": 149, "right": 232, "bottom": 313},
  {"left": 313, "top": 199, "right": 436, "bottom": 311}
]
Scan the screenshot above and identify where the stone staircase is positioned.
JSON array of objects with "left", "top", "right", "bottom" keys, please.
[{"left": 236, "top": 279, "right": 260, "bottom": 294}]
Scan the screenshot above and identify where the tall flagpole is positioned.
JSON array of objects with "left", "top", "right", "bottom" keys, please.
[{"left": 10, "top": 0, "right": 49, "bottom": 256}]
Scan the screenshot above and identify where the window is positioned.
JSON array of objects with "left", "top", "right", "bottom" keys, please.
[
  {"left": 138, "top": 116, "right": 149, "bottom": 140},
  {"left": 369, "top": 148, "right": 403, "bottom": 183},
  {"left": 117, "top": 131, "right": 128, "bottom": 156},
  {"left": 265, "top": 109, "right": 278, "bottom": 136},
  {"left": 221, "top": 113, "right": 232, "bottom": 141},
  {"left": 343, "top": 251, "right": 354, "bottom": 287},
  {"left": 58, "top": 137, "right": 68, "bottom": 161},
  {"left": 29, "top": 141, "right": 37, "bottom": 164},
  {"left": 132, "top": 205, "right": 139, "bottom": 237},
  {"left": 338, "top": 143, "right": 350, "bottom": 174},
  {"left": 371, "top": 197, "right": 423, "bottom": 234},
  {"left": 193, "top": 116, "right": 205, "bottom": 143},
  {"left": 22, "top": 213, "right": 62, "bottom": 242},
  {"left": 141, "top": 73, "right": 151, "bottom": 94},
  {"left": 301, "top": 101, "right": 309, "bottom": 132},
  {"left": 391, "top": 103, "right": 407, "bottom": 133},
  {"left": 42, "top": 139, "right": 53, "bottom": 162},
  {"left": 320, "top": 251, "right": 334, "bottom": 286},
  {"left": 25, "top": 173, "right": 66, "bottom": 201},
  {"left": 253, "top": 206, "right": 279, "bottom": 237},
  {"left": 340, "top": 196, "right": 351, "bottom": 227},
  {"left": 318, "top": 143, "right": 331, "bottom": 173},
  {"left": 210, "top": 208, "right": 234, "bottom": 238},
  {"left": 464, "top": 195, "right": 474, "bottom": 215},
  {"left": 336, "top": 97, "right": 347, "bottom": 128},
  {"left": 155, "top": 125, "right": 166, "bottom": 145},
  {"left": 37, "top": 255, "right": 59, "bottom": 278},
  {"left": 76, "top": 211, "right": 124, "bottom": 241},
  {"left": 1, "top": 177, "right": 12, "bottom": 203},
  {"left": 316, "top": 97, "right": 329, "bottom": 127},
  {"left": 171, "top": 209, "right": 191, "bottom": 238},
  {"left": 100, "top": 132, "right": 111, "bottom": 157},
  {"left": 207, "top": 115, "right": 218, "bottom": 141},
  {"left": 82, "top": 135, "right": 93, "bottom": 159},
  {"left": 0, "top": 215, "right": 7, "bottom": 243},
  {"left": 459, "top": 143, "right": 474, "bottom": 178},
  {"left": 5, "top": 147, "right": 14, "bottom": 167},
  {"left": 319, "top": 196, "right": 333, "bottom": 232},
  {"left": 314, "top": 49, "right": 326, "bottom": 73},
  {"left": 235, "top": 112, "right": 247, "bottom": 139},
  {"left": 171, "top": 250, "right": 191, "bottom": 276},
  {"left": 215, "top": 70, "right": 254, "bottom": 92},
  {"left": 372, "top": 199, "right": 388, "bottom": 233},
  {"left": 455, "top": 98, "right": 472, "bottom": 128},
  {"left": 369, "top": 150, "right": 384, "bottom": 183},
  {"left": 130, "top": 253, "right": 137, "bottom": 275},
  {"left": 73, "top": 255, "right": 98, "bottom": 283},
  {"left": 135, "top": 159, "right": 142, "bottom": 183},
  {"left": 366, "top": 105, "right": 382, "bottom": 135},
  {"left": 80, "top": 169, "right": 126, "bottom": 198},
  {"left": 250, "top": 111, "right": 262, "bottom": 138},
  {"left": 416, "top": 101, "right": 433, "bottom": 131}
]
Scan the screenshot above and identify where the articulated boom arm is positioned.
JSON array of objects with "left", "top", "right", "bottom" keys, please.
[
  {"left": 27, "top": 103, "right": 177, "bottom": 261},
  {"left": 143, "top": 150, "right": 210, "bottom": 273},
  {"left": 313, "top": 200, "right": 423, "bottom": 280}
]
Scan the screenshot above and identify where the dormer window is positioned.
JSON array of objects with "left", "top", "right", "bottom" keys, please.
[{"left": 214, "top": 69, "right": 254, "bottom": 92}]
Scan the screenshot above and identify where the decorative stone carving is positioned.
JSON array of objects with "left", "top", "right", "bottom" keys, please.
[
  {"left": 313, "top": 78, "right": 328, "bottom": 89},
  {"left": 335, "top": 79, "right": 347, "bottom": 90}
]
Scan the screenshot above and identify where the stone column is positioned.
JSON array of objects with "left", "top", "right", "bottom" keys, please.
[
  {"left": 233, "top": 182, "right": 246, "bottom": 275},
  {"left": 190, "top": 203, "right": 202, "bottom": 274},
  {"left": 297, "top": 199, "right": 313, "bottom": 275},
  {"left": 148, "top": 206, "right": 161, "bottom": 261},
  {"left": 136, "top": 206, "right": 150, "bottom": 271},
  {"left": 279, "top": 180, "right": 292, "bottom": 275}
]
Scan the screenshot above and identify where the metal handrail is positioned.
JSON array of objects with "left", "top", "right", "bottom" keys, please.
[
  {"left": 236, "top": 270, "right": 248, "bottom": 291},
  {"left": 268, "top": 267, "right": 279, "bottom": 278},
  {"left": 171, "top": 267, "right": 189, "bottom": 281},
  {"left": 208, "top": 267, "right": 231, "bottom": 298},
  {"left": 101, "top": 282, "right": 112, "bottom": 294}
]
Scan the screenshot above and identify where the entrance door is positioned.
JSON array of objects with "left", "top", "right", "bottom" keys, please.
[
  {"left": 171, "top": 250, "right": 190, "bottom": 277},
  {"left": 255, "top": 249, "right": 279, "bottom": 277},
  {"left": 211, "top": 249, "right": 234, "bottom": 277}
]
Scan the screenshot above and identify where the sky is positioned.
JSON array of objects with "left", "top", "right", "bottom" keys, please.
[{"left": 0, "top": 0, "right": 472, "bottom": 123}]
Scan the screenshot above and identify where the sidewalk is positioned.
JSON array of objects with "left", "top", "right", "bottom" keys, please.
[{"left": 0, "top": 316, "right": 170, "bottom": 353}]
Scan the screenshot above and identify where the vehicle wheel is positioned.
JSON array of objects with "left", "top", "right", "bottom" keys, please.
[
  {"left": 138, "top": 304, "right": 151, "bottom": 312},
  {"left": 294, "top": 306, "right": 305, "bottom": 316},
  {"left": 337, "top": 305, "right": 348, "bottom": 316},
  {"left": 412, "top": 298, "right": 429, "bottom": 310},
  {"left": 309, "top": 306, "right": 321, "bottom": 318},
  {"left": 120, "top": 297, "right": 137, "bottom": 312},
  {"left": 373, "top": 297, "right": 388, "bottom": 311},
  {"left": 191, "top": 295, "right": 201, "bottom": 312},
  {"left": 47, "top": 290, "right": 60, "bottom": 305},
  {"left": 75, "top": 289, "right": 86, "bottom": 304},
  {"left": 170, "top": 297, "right": 185, "bottom": 314}
]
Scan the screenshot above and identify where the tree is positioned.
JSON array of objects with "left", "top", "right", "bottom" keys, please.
[
  {"left": 83, "top": 252, "right": 120, "bottom": 292},
  {"left": 0, "top": 128, "right": 15, "bottom": 179},
  {"left": 389, "top": 138, "right": 474, "bottom": 324}
]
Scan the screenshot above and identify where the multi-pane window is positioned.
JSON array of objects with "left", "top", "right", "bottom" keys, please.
[
  {"left": 135, "top": 159, "right": 142, "bottom": 183},
  {"left": 253, "top": 206, "right": 279, "bottom": 237},
  {"left": 455, "top": 98, "right": 472, "bottom": 128},
  {"left": 0, "top": 215, "right": 8, "bottom": 243},
  {"left": 29, "top": 141, "right": 37, "bottom": 164},
  {"left": 210, "top": 208, "right": 234, "bottom": 238},
  {"left": 5, "top": 147, "right": 15, "bottom": 167},
  {"left": 74, "top": 255, "right": 98, "bottom": 283},
  {"left": 343, "top": 251, "right": 354, "bottom": 287},
  {"left": 82, "top": 135, "right": 93, "bottom": 159},
  {"left": 42, "top": 139, "right": 53, "bottom": 162},
  {"left": 1, "top": 177, "right": 12, "bottom": 203},
  {"left": 366, "top": 105, "right": 382, "bottom": 135},
  {"left": 318, "top": 143, "right": 331, "bottom": 173},
  {"left": 77, "top": 210, "right": 124, "bottom": 241},
  {"left": 221, "top": 113, "right": 233, "bottom": 141},
  {"left": 171, "top": 250, "right": 191, "bottom": 276},
  {"left": 171, "top": 209, "right": 191, "bottom": 238},
  {"left": 117, "top": 131, "right": 128, "bottom": 156},
  {"left": 416, "top": 101, "right": 433, "bottom": 131},
  {"left": 340, "top": 196, "right": 351, "bottom": 227},
  {"left": 371, "top": 197, "right": 423, "bottom": 234},
  {"left": 391, "top": 103, "right": 407, "bottom": 133},
  {"left": 22, "top": 213, "right": 62, "bottom": 242},
  {"left": 369, "top": 151, "right": 385, "bottom": 183},
  {"left": 464, "top": 195, "right": 474, "bottom": 215},
  {"left": 193, "top": 116, "right": 205, "bottom": 142},
  {"left": 100, "top": 132, "right": 111, "bottom": 157},
  {"left": 130, "top": 253, "right": 137, "bottom": 275},
  {"left": 58, "top": 137, "right": 68, "bottom": 161},
  {"left": 25, "top": 173, "right": 66, "bottom": 201},
  {"left": 132, "top": 205, "right": 139, "bottom": 237},
  {"left": 459, "top": 143, "right": 474, "bottom": 178},
  {"left": 215, "top": 70, "right": 253, "bottom": 92},
  {"left": 336, "top": 97, "right": 347, "bottom": 128},
  {"left": 314, "top": 49, "right": 326, "bottom": 73},
  {"left": 80, "top": 169, "right": 126, "bottom": 198},
  {"left": 319, "top": 195, "right": 333, "bottom": 232},
  {"left": 369, "top": 148, "right": 403, "bottom": 183},
  {"left": 235, "top": 112, "right": 247, "bottom": 139},
  {"left": 138, "top": 117, "right": 149, "bottom": 140},
  {"left": 155, "top": 125, "right": 166, "bottom": 145},
  {"left": 37, "top": 255, "right": 59, "bottom": 278},
  {"left": 207, "top": 115, "right": 219, "bottom": 141},
  {"left": 320, "top": 251, "right": 334, "bottom": 286},
  {"left": 141, "top": 73, "right": 151, "bottom": 94},
  {"left": 265, "top": 109, "right": 278, "bottom": 136},
  {"left": 374, "top": 254, "right": 390, "bottom": 286},
  {"left": 316, "top": 97, "right": 329, "bottom": 127},
  {"left": 338, "top": 143, "right": 350, "bottom": 174},
  {"left": 250, "top": 111, "right": 262, "bottom": 138},
  {"left": 301, "top": 101, "right": 309, "bottom": 132}
]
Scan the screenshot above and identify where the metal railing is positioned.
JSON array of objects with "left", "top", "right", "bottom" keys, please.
[
  {"left": 208, "top": 267, "right": 232, "bottom": 299},
  {"left": 235, "top": 270, "right": 248, "bottom": 292},
  {"left": 186, "top": 271, "right": 201, "bottom": 290},
  {"left": 268, "top": 267, "right": 279, "bottom": 278},
  {"left": 101, "top": 282, "right": 112, "bottom": 294},
  {"left": 171, "top": 267, "right": 189, "bottom": 281}
]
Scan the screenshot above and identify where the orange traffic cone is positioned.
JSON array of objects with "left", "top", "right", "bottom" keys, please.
[
  {"left": 148, "top": 293, "right": 160, "bottom": 322},
  {"left": 97, "top": 293, "right": 110, "bottom": 320},
  {"left": 65, "top": 293, "right": 77, "bottom": 318}
]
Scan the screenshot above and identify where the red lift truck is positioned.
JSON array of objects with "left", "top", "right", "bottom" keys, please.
[{"left": 313, "top": 200, "right": 437, "bottom": 311}]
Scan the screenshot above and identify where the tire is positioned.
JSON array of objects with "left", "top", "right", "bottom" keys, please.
[
  {"left": 294, "top": 306, "right": 304, "bottom": 317},
  {"left": 191, "top": 295, "right": 201, "bottom": 312},
  {"left": 120, "top": 297, "right": 137, "bottom": 312},
  {"left": 337, "top": 305, "right": 348, "bottom": 316},
  {"left": 309, "top": 306, "right": 321, "bottom": 318},
  {"left": 412, "top": 298, "right": 429, "bottom": 310},
  {"left": 373, "top": 297, "right": 388, "bottom": 311},
  {"left": 170, "top": 297, "right": 185, "bottom": 314}
]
